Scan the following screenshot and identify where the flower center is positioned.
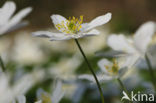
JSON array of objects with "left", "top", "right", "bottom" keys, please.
[
  {"left": 41, "top": 93, "right": 52, "bottom": 103},
  {"left": 105, "top": 59, "right": 119, "bottom": 75},
  {"left": 56, "top": 16, "right": 83, "bottom": 34}
]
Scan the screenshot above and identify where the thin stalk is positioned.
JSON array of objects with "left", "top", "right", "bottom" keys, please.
[
  {"left": 0, "top": 56, "right": 6, "bottom": 71},
  {"left": 74, "top": 39, "right": 105, "bottom": 103},
  {"left": 145, "top": 53, "right": 156, "bottom": 91},
  {"left": 117, "top": 78, "right": 132, "bottom": 103}
]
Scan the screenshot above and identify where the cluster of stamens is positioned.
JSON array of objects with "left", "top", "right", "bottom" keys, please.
[
  {"left": 105, "top": 59, "right": 119, "bottom": 75},
  {"left": 55, "top": 16, "right": 83, "bottom": 34},
  {"left": 41, "top": 93, "right": 52, "bottom": 103}
]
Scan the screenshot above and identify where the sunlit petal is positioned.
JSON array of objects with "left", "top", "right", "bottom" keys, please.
[
  {"left": 32, "top": 31, "right": 54, "bottom": 38},
  {"left": 51, "top": 14, "right": 67, "bottom": 32},
  {"left": 82, "top": 29, "right": 100, "bottom": 36},
  {"left": 0, "top": 7, "right": 32, "bottom": 35},
  {"left": 0, "top": 1, "right": 16, "bottom": 25},
  {"left": 134, "top": 21, "right": 156, "bottom": 53},
  {"left": 78, "top": 74, "right": 113, "bottom": 83},
  {"left": 17, "top": 95, "right": 26, "bottom": 103},
  {"left": 86, "top": 13, "right": 111, "bottom": 31},
  {"left": 107, "top": 34, "right": 136, "bottom": 54},
  {"left": 52, "top": 81, "right": 65, "bottom": 103}
]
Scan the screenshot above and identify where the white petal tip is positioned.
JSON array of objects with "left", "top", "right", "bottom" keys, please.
[
  {"left": 104, "top": 12, "right": 112, "bottom": 22},
  {"left": 25, "top": 7, "right": 33, "bottom": 13},
  {"left": 5, "top": 1, "right": 15, "bottom": 5},
  {"left": 50, "top": 14, "right": 60, "bottom": 20}
]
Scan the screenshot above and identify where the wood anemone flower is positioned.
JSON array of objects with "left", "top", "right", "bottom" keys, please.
[{"left": 32, "top": 13, "right": 111, "bottom": 41}]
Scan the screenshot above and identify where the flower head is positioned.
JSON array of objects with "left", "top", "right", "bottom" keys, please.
[
  {"left": 104, "top": 59, "right": 119, "bottom": 76},
  {"left": 14, "top": 81, "right": 64, "bottom": 103},
  {"left": 0, "top": 70, "right": 44, "bottom": 103},
  {"left": 33, "top": 13, "right": 111, "bottom": 41},
  {"left": 79, "top": 58, "right": 128, "bottom": 83},
  {"left": 40, "top": 93, "right": 52, "bottom": 103},
  {"left": 55, "top": 16, "right": 83, "bottom": 34},
  {"left": 0, "top": 1, "right": 32, "bottom": 35},
  {"left": 107, "top": 21, "right": 156, "bottom": 68},
  {"left": 37, "top": 80, "right": 65, "bottom": 103}
]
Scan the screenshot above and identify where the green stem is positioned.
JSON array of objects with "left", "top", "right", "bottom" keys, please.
[
  {"left": 145, "top": 53, "right": 156, "bottom": 91},
  {"left": 117, "top": 78, "right": 132, "bottom": 103},
  {"left": 74, "top": 39, "right": 105, "bottom": 103},
  {"left": 0, "top": 56, "right": 6, "bottom": 71}
]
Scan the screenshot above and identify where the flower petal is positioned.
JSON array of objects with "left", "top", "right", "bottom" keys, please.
[
  {"left": 107, "top": 34, "right": 136, "bottom": 54},
  {"left": 17, "top": 95, "right": 26, "bottom": 103},
  {"left": 32, "top": 31, "right": 53, "bottom": 38},
  {"left": 8, "top": 7, "right": 32, "bottom": 27},
  {"left": 122, "top": 54, "right": 140, "bottom": 69},
  {"left": 0, "top": 7, "right": 32, "bottom": 35},
  {"left": 78, "top": 74, "right": 94, "bottom": 82},
  {"left": 51, "top": 14, "right": 67, "bottom": 32},
  {"left": 74, "top": 29, "right": 100, "bottom": 39},
  {"left": 85, "top": 13, "right": 111, "bottom": 31},
  {"left": 5, "top": 21, "right": 28, "bottom": 33},
  {"left": 82, "top": 29, "right": 100, "bottom": 36},
  {"left": 35, "top": 100, "right": 42, "bottom": 103},
  {"left": 52, "top": 81, "right": 64, "bottom": 103},
  {"left": 118, "top": 67, "right": 128, "bottom": 78},
  {"left": 49, "top": 33, "right": 72, "bottom": 41},
  {"left": 0, "top": 1, "right": 16, "bottom": 25},
  {"left": 50, "top": 34, "right": 72, "bottom": 41},
  {"left": 80, "top": 23, "right": 89, "bottom": 32},
  {"left": 51, "top": 14, "right": 67, "bottom": 25},
  {"left": 95, "top": 50, "right": 126, "bottom": 58},
  {"left": 98, "top": 59, "right": 112, "bottom": 74},
  {"left": 134, "top": 21, "right": 156, "bottom": 53},
  {"left": 32, "top": 31, "right": 73, "bottom": 41},
  {"left": 78, "top": 74, "right": 113, "bottom": 83}
]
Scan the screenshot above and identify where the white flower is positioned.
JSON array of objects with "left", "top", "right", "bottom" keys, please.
[
  {"left": 0, "top": 1, "right": 32, "bottom": 35},
  {"left": 32, "top": 13, "right": 111, "bottom": 41},
  {"left": 0, "top": 69, "right": 45, "bottom": 103},
  {"left": 79, "top": 58, "right": 127, "bottom": 83},
  {"left": 11, "top": 32, "right": 46, "bottom": 65},
  {"left": 37, "top": 80, "right": 65, "bottom": 103},
  {"left": 107, "top": 21, "right": 156, "bottom": 68},
  {"left": 12, "top": 95, "right": 26, "bottom": 103},
  {"left": 49, "top": 54, "right": 82, "bottom": 80}
]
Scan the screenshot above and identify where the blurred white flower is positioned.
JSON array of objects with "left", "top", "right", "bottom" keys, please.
[
  {"left": 12, "top": 95, "right": 26, "bottom": 103},
  {"left": 49, "top": 54, "right": 82, "bottom": 80},
  {"left": 37, "top": 80, "right": 65, "bottom": 103},
  {"left": 0, "top": 1, "right": 32, "bottom": 35},
  {"left": 79, "top": 58, "right": 128, "bottom": 83},
  {"left": 107, "top": 21, "right": 156, "bottom": 68},
  {"left": 32, "top": 13, "right": 111, "bottom": 41},
  {"left": 11, "top": 32, "right": 46, "bottom": 65},
  {"left": 0, "top": 69, "right": 45, "bottom": 103}
]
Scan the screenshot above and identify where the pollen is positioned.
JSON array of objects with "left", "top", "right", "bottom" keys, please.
[
  {"left": 55, "top": 15, "right": 84, "bottom": 34},
  {"left": 105, "top": 59, "right": 119, "bottom": 75}
]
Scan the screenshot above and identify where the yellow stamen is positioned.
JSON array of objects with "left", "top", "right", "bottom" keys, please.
[
  {"left": 55, "top": 15, "right": 84, "bottom": 34},
  {"left": 105, "top": 59, "right": 119, "bottom": 75},
  {"left": 41, "top": 93, "right": 52, "bottom": 103}
]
